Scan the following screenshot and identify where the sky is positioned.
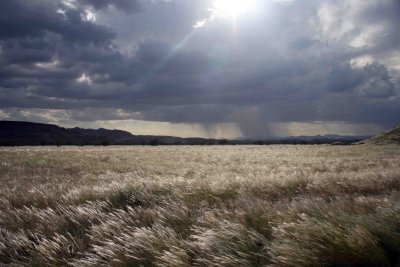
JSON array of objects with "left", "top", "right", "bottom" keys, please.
[{"left": 0, "top": 0, "right": 399, "bottom": 138}]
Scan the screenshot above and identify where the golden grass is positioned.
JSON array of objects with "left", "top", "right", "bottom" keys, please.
[{"left": 0, "top": 145, "right": 399, "bottom": 266}]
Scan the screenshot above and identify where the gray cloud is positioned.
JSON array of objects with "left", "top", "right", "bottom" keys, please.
[
  {"left": 80, "top": 0, "right": 142, "bottom": 13},
  {"left": 0, "top": 1, "right": 114, "bottom": 43}
]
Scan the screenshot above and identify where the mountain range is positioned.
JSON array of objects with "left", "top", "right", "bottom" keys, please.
[
  {"left": 0, "top": 120, "right": 377, "bottom": 146},
  {"left": 0, "top": 121, "right": 226, "bottom": 146}
]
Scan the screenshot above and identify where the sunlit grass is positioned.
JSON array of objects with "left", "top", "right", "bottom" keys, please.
[{"left": 0, "top": 145, "right": 399, "bottom": 266}]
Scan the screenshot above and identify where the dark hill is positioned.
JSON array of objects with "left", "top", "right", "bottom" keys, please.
[
  {"left": 0, "top": 121, "right": 134, "bottom": 146},
  {"left": 0, "top": 121, "right": 221, "bottom": 146},
  {"left": 360, "top": 125, "right": 400, "bottom": 145},
  {"left": 69, "top": 127, "right": 134, "bottom": 140}
]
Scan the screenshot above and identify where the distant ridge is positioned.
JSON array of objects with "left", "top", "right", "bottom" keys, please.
[
  {"left": 0, "top": 121, "right": 222, "bottom": 146},
  {"left": 69, "top": 127, "right": 134, "bottom": 140},
  {"left": 0, "top": 121, "right": 369, "bottom": 146},
  {"left": 0, "top": 121, "right": 135, "bottom": 146},
  {"left": 360, "top": 125, "right": 400, "bottom": 145}
]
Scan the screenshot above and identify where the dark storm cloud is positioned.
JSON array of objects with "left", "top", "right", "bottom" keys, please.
[
  {"left": 106, "top": 40, "right": 209, "bottom": 85},
  {"left": 0, "top": 1, "right": 114, "bottom": 43},
  {"left": 0, "top": 0, "right": 117, "bottom": 90},
  {"left": 0, "top": 0, "right": 400, "bottom": 136},
  {"left": 357, "top": 1, "right": 400, "bottom": 51},
  {"left": 80, "top": 0, "right": 142, "bottom": 13},
  {"left": 326, "top": 64, "right": 364, "bottom": 93},
  {"left": 0, "top": 38, "right": 54, "bottom": 64},
  {"left": 325, "top": 62, "right": 397, "bottom": 97}
]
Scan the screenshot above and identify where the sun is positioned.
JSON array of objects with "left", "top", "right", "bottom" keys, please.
[{"left": 212, "top": 0, "right": 255, "bottom": 19}]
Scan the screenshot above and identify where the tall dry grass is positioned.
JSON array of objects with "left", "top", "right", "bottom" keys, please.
[{"left": 0, "top": 145, "right": 399, "bottom": 266}]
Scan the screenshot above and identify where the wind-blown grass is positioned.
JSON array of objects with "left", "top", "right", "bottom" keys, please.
[{"left": 0, "top": 145, "right": 399, "bottom": 266}]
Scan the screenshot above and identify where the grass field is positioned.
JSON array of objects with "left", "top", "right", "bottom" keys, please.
[{"left": 1, "top": 145, "right": 400, "bottom": 266}]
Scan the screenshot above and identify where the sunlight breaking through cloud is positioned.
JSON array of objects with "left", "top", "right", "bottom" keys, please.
[{"left": 0, "top": 0, "right": 399, "bottom": 137}]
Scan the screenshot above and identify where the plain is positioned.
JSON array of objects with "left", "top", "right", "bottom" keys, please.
[{"left": 1, "top": 145, "right": 400, "bottom": 266}]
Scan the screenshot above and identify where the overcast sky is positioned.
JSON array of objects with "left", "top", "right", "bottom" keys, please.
[{"left": 0, "top": 0, "right": 399, "bottom": 138}]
